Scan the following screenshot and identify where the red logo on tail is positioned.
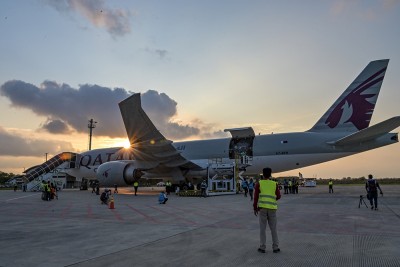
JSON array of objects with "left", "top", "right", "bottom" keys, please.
[{"left": 325, "top": 67, "right": 386, "bottom": 130}]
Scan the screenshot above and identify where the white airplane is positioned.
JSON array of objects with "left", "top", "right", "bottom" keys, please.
[{"left": 25, "top": 59, "right": 400, "bottom": 186}]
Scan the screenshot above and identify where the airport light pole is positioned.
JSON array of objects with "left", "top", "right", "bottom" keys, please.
[
  {"left": 88, "top": 119, "right": 97, "bottom": 151},
  {"left": 45, "top": 153, "right": 48, "bottom": 162}
]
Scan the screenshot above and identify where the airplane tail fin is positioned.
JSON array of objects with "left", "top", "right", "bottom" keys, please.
[{"left": 309, "top": 59, "right": 389, "bottom": 132}]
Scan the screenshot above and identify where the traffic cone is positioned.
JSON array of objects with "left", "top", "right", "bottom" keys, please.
[{"left": 109, "top": 195, "right": 115, "bottom": 209}]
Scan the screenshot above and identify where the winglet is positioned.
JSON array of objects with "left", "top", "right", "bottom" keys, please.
[{"left": 118, "top": 93, "right": 165, "bottom": 146}]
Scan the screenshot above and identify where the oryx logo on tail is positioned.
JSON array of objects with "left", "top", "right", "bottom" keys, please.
[
  {"left": 309, "top": 59, "right": 389, "bottom": 133},
  {"left": 325, "top": 66, "right": 386, "bottom": 130}
]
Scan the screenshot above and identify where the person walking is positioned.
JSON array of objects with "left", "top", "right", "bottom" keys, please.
[
  {"left": 242, "top": 179, "right": 249, "bottom": 197},
  {"left": 366, "top": 174, "right": 383, "bottom": 210},
  {"left": 328, "top": 179, "right": 334, "bottom": 193},
  {"left": 253, "top": 167, "right": 281, "bottom": 254},
  {"left": 248, "top": 178, "right": 255, "bottom": 200},
  {"left": 133, "top": 181, "right": 139, "bottom": 196}
]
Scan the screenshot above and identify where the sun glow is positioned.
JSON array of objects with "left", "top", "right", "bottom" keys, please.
[{"left": 102, "top": 138, "right": 131, "bottom": 148}]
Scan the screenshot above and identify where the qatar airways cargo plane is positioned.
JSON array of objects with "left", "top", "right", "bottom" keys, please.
[{"left": 42, "top": 59, "right": 400, "bottom": 186}]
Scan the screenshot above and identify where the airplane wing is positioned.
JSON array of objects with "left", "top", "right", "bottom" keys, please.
[
  {"left": 118, "top": 94, "right": 203, "bottom": 171},
  {"left": 327, "top": 116, "right": 400, "bottom": 146}
]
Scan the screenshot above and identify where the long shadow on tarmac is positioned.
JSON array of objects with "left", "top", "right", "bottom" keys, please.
[{"left": 0, "top": 185, "right": 399, "bottom": 267}]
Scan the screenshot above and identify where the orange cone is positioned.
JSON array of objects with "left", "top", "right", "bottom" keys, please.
[{"left": 109, "top": 195, "right": 115, "bottom": 209}]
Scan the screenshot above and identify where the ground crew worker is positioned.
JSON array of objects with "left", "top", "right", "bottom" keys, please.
[
  {"left": 248, "top": 178, "right": 255, "bottom": 200},
  {"left": 242, "top": 179, "right": 249, "bottom": 197},
  {"left": 158, "top": 191, "right": 168, "bottom": 204},
  {"left": 253, "top": 167, "right": 281, "bottom": 254},
  {"left": 95, "top": 184, "right": 100, "bottom": 195},
  {"left": 166, "top": 181, "right": 172, "bottom": 195},
  {"left": 133, "top": 181, "right": 139, "bottom": 196},
  {"left": 41, "top": 181, "right": 48, "bottom": 200},
  {"left": 366, "top": 174, "right": 383, "bottom": 210},
  {"left": 294, "top": 179, "right": 299, "bottom": 194},
  {"left": 329, "top": 179, "right": 334, "bottom": 193},
  {"left": 114, "top": 184, "right": 118, "bottom": 194},
  {"left": 46, "top": 181, "right": 51, "bottom": 201},
  {"left": 200, "top": 179, "right": 208, "bottom": 198},
  {"left": 283, "top": 179, "right": 289, "bottom": 194},
  {"left": 288, "top": 179, "right": 293, "bottom": 194},
  {"left": 100, "top": 190, "right": 109, "bottom": 205}
]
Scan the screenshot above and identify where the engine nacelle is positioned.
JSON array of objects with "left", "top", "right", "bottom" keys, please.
[{"left": 96, "top": 161, "right": 142, "bottom": 187}]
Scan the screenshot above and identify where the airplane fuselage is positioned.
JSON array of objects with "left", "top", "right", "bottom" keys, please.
[{"left": 65, "top": 130, "right": 398, "bottom": 181}]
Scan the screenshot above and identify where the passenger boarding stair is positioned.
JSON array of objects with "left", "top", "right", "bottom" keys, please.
[
  {"left": 27, "top": 178, "right": 44, "bottom": 192},
  {"left": 23, "top": 152, "right": 79, "bottom": 182}
]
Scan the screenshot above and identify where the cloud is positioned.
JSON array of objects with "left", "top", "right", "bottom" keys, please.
[
  {"left": 1, "top": 80, "right": 128, "bottom": 138},
  {"left": 330, "top": 0, "right": 400, "bottom": 20},
  {"left": 0, "top": 126, "right": 74, "bottom": 157},
  {"left": 1, "top": 80, "right": 224, "bottom": 140},
  {"left": 44, "top": 0, "right": 132, "bottom": 37},
  {"left": 145, "top": 47, "right": 169, "bottom": 60},
  {"left": 40, "top": 119, "right": 71, "bottom": 134}
]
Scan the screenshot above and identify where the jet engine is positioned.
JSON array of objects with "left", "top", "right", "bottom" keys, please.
[{"left": 96, "top": 161, "right": 142, "bottom": 187}]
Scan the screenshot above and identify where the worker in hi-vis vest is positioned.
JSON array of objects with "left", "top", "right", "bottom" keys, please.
[
  {"left": 328, "top": 179, "right": 334, "bottom": 193},
  {"left": 133, "top": 181, "right": 139, "bottom": 196},
  {"left": 253, "top": 167, "right": 281, "bottom": 254}
]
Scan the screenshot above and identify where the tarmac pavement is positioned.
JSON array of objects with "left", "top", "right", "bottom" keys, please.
[{"left": 0, "top": 185, "right": 399, "bottom": 267}]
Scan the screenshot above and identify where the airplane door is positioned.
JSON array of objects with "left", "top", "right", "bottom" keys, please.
[{"left": 224, "top": 127, "right": 255, "bottom": 160}]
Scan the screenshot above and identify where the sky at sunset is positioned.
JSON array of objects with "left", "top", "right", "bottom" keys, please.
[{"left": 1, "top": 0, "right": 399, "bottom": 179}]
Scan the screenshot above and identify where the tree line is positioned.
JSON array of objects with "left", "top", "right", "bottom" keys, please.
[
  {"left": 313, "top": 177, "right": 400, "bottom": 185},
  {"left": 0, "top": 171, "right": 18, "bottom": 184}
]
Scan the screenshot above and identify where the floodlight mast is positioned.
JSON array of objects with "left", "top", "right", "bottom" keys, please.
[{"left": 88, "top": 119, "right": 97, "bottom": 151}]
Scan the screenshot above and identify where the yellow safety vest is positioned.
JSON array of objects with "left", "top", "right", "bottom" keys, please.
[
  {"left": 258, "top": 180, "right": 278, "bottom": 210},
  {"left": 133, "top": 182, "right": 138, "bottom": 187},
  {"left": 329, "top": 181, "right": 333, "bottom": 186}
]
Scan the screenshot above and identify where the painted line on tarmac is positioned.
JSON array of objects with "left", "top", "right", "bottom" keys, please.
[
  {"left": 110, "top": 209, "right": 124, "bottom": 221},
  {"left": 126, "top": 203, "right": 158, "bottom": 223},
  {"left": 5, "top": 194, "right": 37, "bottom": 202}
]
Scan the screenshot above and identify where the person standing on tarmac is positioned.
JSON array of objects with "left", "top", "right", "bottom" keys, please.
[
  {"left": 200, "top": 179, "right": 208, "bottom": 198},
  {"left": 293, "top": 179, "right": 299, "bottom": 194},
  {"left": 242, "top": 178, "right": 249, "bottom": 197},
  {"left": 253, "top": 167, "right": 281, "bottom": 254},
  {"left": 283, "top": 179, "right": 288, "bottom": 194},
  {"left": 114, "top": 184, "right": 118, "bottom": 194},
  {"left": 165, "top": 181, "right": 172, "bottom": 195},
  {"left": 133, "top": 181, "right": 139, "bottom": 196},
  {"left": 366, "top": 174, "right": 383, "bottom": 210},
  {"left": 46, "top": 181, "right": 51, "bottom": 201},
  {"left": 328, "top": 179, "right": 334, "bottom": 193},
  {"left": 248, "top": 178, "right": 255, "bottom": 200}
]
